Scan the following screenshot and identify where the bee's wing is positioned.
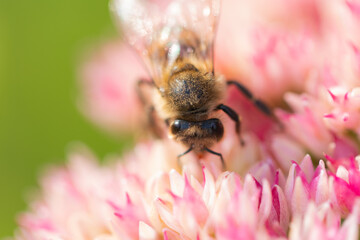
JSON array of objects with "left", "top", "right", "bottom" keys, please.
[{"left": 111, "top": 0, "right": 220, "bottom": 84}]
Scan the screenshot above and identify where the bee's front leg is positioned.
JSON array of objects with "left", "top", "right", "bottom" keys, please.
[
  {"left": 136, "top": 79, "right": 156, "bottom": 105},
  {"left": 216, "top": 104, "right": 245, "bottom": 146},
  {"left": 136, "top": 79, "right": 163, "bottom": 138},
  {"left": 227, "top": 80, "right": 272, "bottom": 116}
]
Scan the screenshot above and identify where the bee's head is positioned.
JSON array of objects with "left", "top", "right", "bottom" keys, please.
[{"left": 168, "top": 118, "right": 224, "bottom": 150}]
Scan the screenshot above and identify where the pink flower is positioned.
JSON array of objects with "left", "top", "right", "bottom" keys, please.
[
  {"left": 14, "top": 149, "right": 360, "bottom": 239},
  {"left": 289, "top": 202, "right": 359, "bottom": 240},
  {"left": 14, "top": 0, "right": 360, "bottom": 239},
  {"left": 323, "top": 87, "right": 360, "bottom": 135}
]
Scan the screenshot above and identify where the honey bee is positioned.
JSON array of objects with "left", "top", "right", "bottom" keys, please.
[{"left": 111, "top": 0, "right": 271, "bottom": 168}]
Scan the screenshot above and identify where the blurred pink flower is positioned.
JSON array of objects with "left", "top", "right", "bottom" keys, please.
[
  {"left": 216, "top": 0, "right": 360, "bottom": 104},
  {"left": 15, "top": 0, "right": 360, "bottom": 239},
  {"left": 79, "top": 41, "right": 148, "bottom": 133}
]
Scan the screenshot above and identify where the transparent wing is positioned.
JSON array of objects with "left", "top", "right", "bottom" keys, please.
[{"left": 111, "top": 0, "right": 220, "bottom": 83}]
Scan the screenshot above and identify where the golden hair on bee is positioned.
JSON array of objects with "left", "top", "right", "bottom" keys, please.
[{"left": 154, "top": 56, "right": 225, "bottom": 116}]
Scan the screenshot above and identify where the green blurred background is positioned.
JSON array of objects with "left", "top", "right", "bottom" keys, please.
[{"left": 0, "top": 0, "right": 126, "bottom": 237}]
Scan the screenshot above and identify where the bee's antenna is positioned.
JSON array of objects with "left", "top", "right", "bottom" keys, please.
[
  {"left": 177, "top": 146, "right": 194, "bottom": 168},
  {"left": 204, "top": 148, "right": 225, "bottom": 170}
]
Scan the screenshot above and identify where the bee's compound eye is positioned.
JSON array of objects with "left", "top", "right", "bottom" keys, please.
[
  {"left": 202, "top": 119, "right": 224, "bottom": 141},
  {"left": 209, "top": 121, "right": 217, "bottom": 130},
  {"left": 170, "top": 120, "right": 190, "bottom": 134}
]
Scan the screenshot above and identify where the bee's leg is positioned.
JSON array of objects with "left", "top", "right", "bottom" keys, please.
[
  {"left": 177, "top": 146, "right": 193, "bottom": 168},
  {"left": 136, "top": 79, "right": 163, "bottom": 138},
  {"left": 204, "top": 148, "right": 226, "bottom": 170},
  {"left": 145, "top": 106, "right": 160, "bottom": 135},
  {"left": 227, "top": 80, "right": 272, "bottom": 116},
  {"left": 216, "top": 104, "right": 245, "bottom": 146},
  {"left": 136, "top": 79, "right": 156, "bottom": 105}
]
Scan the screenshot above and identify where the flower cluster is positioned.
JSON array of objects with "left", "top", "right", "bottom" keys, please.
[
  {"left": 14, "top": 0, "right": 360, "bottom": 239},
  {"left": 14, "top": 148, "right": 360, "bottom": 239}
]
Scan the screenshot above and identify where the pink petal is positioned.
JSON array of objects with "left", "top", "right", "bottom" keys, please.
[
  {"left": 291, "top": 177, "right": 310, "bottom": 216},
  {"left": 346, "top": 0, "right": 360, "bottom": 16},
  {"left": 300, "top": 155, "right": 315, "bottom": 183},
  {"left": 310, "top": 160, "right": 329, "bottom": 204},
  {"left": 139, "top": 221, "right": 158, "bottom": 240},
  {"left": 258, "top": 180, "right": 272, "bottom": 223},
  {"left": 202, "top": 167, "right": 216, "bottom": 208},
  {"left": 348, "top": 169, "right": 360, "bottom": 195},
  {"left": 271, "top": 185, "right": 289, "bottom": 232},
  {"left": 155, "top": 198, "right": 182, "bottom": 233},
  {"left": 331, "top": 175, "right": 357, "bottom": 214}
]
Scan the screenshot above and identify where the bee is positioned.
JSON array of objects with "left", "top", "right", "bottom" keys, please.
[{"left": 111, "top": 0, "right": 271, "bottom": 168}]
